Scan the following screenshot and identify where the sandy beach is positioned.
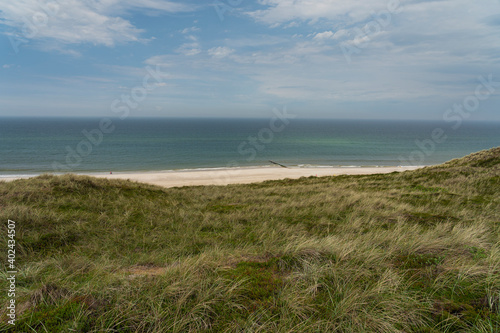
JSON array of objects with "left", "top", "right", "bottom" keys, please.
[{"left": 0, "top": 165, "right": 423, "bottom": 188}]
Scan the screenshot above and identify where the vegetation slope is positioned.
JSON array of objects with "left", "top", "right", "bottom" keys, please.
[{"left": 0, "top": 147, "right": 499, "bottom": 332}]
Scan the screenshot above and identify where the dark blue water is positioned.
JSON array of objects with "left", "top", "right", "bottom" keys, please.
[{"left": 0, "top": 117, "right": 499, "bottom": 176}]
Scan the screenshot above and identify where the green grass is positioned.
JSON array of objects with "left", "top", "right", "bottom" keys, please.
[{"left": 0, "top": 147, "right": 499, "bottom": 332}]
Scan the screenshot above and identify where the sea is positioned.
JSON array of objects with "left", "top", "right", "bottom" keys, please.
[{"left": 0, "top": 117, "right": 499, "bottom": 177}]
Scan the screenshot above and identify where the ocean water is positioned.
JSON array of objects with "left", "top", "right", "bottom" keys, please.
[{"left": 0, "top": 117, "right": 499, "bottom": 176}]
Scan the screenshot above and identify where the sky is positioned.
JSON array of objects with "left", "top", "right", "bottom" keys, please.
[{"left": 0, "top": 0, "right": 500, "bottom": 120}]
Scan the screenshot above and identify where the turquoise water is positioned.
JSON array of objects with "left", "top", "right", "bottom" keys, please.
[{"left": 0, "top": 118, "right": 499, "bottom": 176}]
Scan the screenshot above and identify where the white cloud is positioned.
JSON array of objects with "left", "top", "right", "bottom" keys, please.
[
  {"left": 140, "top": 0, "right": 500, "bottom": 117},
  {"left": 176, "top": 43, "right": 201, "bottom": 56},
  {"left": 332, "top": 29, "right": 349, "bottom": 40},
  {"left": 313, "top": 31, "right": 334, "bottom": 41},
  {"left": 223, "top": 35, "right": 289, "bottom": 48},
  {"left": 248, "top": 0, "right": 393, "bottom": 26},
  {"left": 283, "top": 21, "right": 300, "bottom": 28},
  {"left": 208, "top": 46, "right": 235, "bottom": 58},
  {"left": 0, "top": 0, "right": 194, "bottom": 47},
  {"left": 2, "top": 64, "right": 12, "bottom": 69},
  {"left": 181, "top": 26, "right": 200, "bottom": 34},
  {"left": 114, "top": 0, "right": 193, "bottom": 13},
  {"left": 173, "top": 32, "right": 202, "bottom": 56}
]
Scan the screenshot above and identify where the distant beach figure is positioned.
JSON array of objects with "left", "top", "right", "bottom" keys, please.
[{"left": 110, "top": 171, "right": 112, "bottom": 174}]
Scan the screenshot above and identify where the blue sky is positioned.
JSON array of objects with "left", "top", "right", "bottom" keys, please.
[{"left": 0, "top": 0, "right": 500, "bottom": 120}]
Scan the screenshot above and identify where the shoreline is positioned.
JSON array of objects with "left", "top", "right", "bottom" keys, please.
[{"left": 0, "top": 165, "right": 425, "bottom": 188}]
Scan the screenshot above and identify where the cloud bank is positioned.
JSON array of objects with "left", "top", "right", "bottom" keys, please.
[{"left": 0, "top": 0, "right": 194, "bottom": 46}]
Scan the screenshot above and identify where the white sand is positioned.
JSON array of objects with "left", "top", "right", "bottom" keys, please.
[
  {"left": 1, "top": 166, "right": 424, "bottom": 188},
  {"left": 90, "top": 166, "right": 422, "bottom": 187}
]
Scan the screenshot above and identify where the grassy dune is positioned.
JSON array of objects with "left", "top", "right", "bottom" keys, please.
[{"left": 0, "top": 148, "right": 499, "bottom": 332}]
